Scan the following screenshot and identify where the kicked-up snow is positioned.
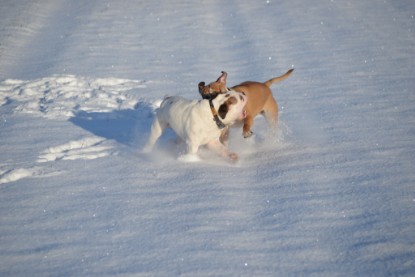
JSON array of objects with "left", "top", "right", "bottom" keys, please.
[{"left": 1, "top": 0, "right": 414, "bottom": 276}]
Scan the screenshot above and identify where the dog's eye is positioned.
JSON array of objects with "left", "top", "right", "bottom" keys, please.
[{"left": 239, "top": 95, "right": 244, "bottom": 101}]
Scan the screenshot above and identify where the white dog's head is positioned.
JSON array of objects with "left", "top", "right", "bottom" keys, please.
[{"left": 213, "top": 91, "right": 247, "bottom": 125}]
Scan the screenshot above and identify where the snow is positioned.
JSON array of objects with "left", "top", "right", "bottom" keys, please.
[{"left": 1, "top": 0, "right": 415, "bottom": 276}]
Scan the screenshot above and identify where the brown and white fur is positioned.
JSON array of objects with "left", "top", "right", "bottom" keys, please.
[
  {"left": 143, "top": 91, "right": 247, "bottom": 162},
  {"left": 198, "top": 69, "right": 293, "bottom": 139}
]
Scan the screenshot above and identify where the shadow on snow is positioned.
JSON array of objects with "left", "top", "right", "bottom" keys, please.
[{"left": 69, "top": 102, "right": 155, "bottom": 147}]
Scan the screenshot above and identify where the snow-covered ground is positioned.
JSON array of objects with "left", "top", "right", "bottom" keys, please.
[{"left": 1, "top": 0, "right": 414, "bottom": 276}]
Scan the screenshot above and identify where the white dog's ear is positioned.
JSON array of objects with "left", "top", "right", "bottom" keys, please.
[
  {"left": 218, "top": 96, "right": 237, "bottom": 119},
  {"left": 216, "top": 71, "right": 227, "bottom": 84},
  {"left": 218, "top": 103, "right": 228, "bottom": 119}
]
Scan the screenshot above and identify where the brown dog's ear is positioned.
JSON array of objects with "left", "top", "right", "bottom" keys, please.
[
  {"left": 198, "top": 81, "right": 206, "bottom": 94},
  {"left": 198, "top": 81, "right": 214, "bottom": 99},
  {"left": 216, "top": 71, "right": 227, "bottom": 85}
]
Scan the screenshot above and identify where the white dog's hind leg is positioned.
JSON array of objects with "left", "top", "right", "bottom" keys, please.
[{"left": 142, "top": 117, "right": 166, "bottom": 153}]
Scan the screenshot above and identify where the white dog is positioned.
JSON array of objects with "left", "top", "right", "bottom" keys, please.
[{"left": 143, "top": 91, "right": 247, "bottom": 162}]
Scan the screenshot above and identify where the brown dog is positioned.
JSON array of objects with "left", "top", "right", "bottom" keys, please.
[{"left": 198, "top": 68, "right": 294, "bottom": 139}]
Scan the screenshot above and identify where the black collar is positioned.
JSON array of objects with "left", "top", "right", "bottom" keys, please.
[{"left": 208, "top": 98, "right": 226, "bottom": 129}]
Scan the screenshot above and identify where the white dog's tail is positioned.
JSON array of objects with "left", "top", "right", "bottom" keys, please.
[
  {"left": 149, "top": 99, "right": 164, "bottom": 111},
  {"left": 159, "top": 96, "right": 176, "bottom": 109}
]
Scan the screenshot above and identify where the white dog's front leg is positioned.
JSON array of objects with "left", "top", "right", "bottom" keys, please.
[
  {"left": 207, "top": 139, "right": 239, "bottom": 162},
  {"left": 186, "top": 141, "right": 200, "bottom": 155},
  {"left": 177, "top": 141, "right": 200, "bottom": 162}
]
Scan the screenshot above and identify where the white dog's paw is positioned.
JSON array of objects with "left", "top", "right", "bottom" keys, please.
[
  {"left": 227, "top": 152, "right": 239, "bottom": 163},
  {"left": 141, "top": 143, "right": 154, "bottom": 154},
  {"left": 178, "top": 154, "right": 200, "bottom": 163},
  {"left": 141, "top": 148, "right": 150, "bottom": 154}
]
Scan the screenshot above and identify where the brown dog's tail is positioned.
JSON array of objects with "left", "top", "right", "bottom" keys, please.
[{"left": 264, "top": 68, "right": 294, "bottom": 87}]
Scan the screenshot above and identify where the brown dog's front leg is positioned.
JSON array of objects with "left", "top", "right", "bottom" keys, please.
[{"left": 242, "top": 116, "right": 254, "bottom": 138}]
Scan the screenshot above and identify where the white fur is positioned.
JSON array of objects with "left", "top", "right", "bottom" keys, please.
[{"left": 143, "top": 91, "right": 246, "bottom": 161}]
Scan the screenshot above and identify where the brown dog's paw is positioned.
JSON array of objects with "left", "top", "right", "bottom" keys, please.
[{"left": 243, "top": 130, "right": 253, "bottom": 138}]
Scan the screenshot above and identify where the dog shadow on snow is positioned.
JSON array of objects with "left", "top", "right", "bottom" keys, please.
[
  {"left": 69, "top": 102, "right": 158, "bottom": 149},
  {"left": 69, "top": 101, "right": 181, "bottom": 159}
]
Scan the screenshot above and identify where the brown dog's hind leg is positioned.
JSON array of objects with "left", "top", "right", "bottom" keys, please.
[
  {"left": 264, "top": 111, "right": 278, "bottom": 128},
  {"left": 263, "top": 98, "right": 279, "bottom": 130}
]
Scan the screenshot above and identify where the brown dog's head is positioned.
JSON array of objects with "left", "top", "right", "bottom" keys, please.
[{"left": 198, "top": 71, "right": 229, "bottom": 99}]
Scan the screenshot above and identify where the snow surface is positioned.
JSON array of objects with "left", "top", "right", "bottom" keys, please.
[{"left": 1, "top": 0, "right": 415, "bottom": 276}]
